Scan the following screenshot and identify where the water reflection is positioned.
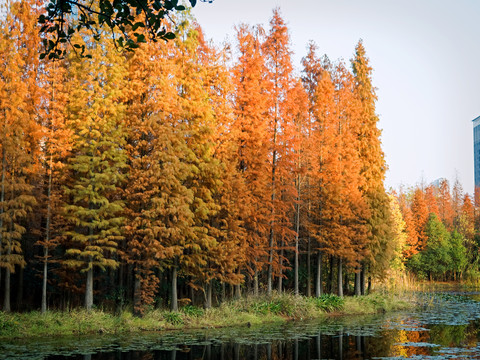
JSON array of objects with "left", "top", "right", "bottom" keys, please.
[{"left": 44, "top": 330, "right": 431, "bottom": 359}]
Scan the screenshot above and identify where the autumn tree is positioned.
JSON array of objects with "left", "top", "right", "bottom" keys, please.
[
  {"left": 301, "top": 43, "right": 325, "bottom": 297},
  {"left": 0, "top": 0, "right": 41, "bottom": 311},
  {"left": 351, "top": 40, "right": 392, "bottom": 292},
  {"left": 231, "top": 24, "right": 271, "bottom": 296},
  {"left": 121, "top": 33, "right": 194, "bottom": 313},
  {"left": 61, "top": 33, "right": 127, "bottom": 311},
  {"left": 437, "top": 179, "right": 454, "bottom": 230},
  {"left": 410, "top": 187, "right": 430, "bottom": 251},
  {"left": 388, "top": 194, "right": 407, "bottom": 271},
  {"left": 262, "top": 9, "right": 297, "bottom": 294},
  {"left": 37, "top": 57, "right": 72, "bottom": 313},
  {"left": 397, "top": 189, "right": 420, "bottom": 259}
]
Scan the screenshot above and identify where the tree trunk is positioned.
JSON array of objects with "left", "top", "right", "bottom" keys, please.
[
  {"left": 254, "top": 265, "right": 259, "bottom": 296},
  {"left": 343, "top": 271, "right": 348, "bottom": 296},
  {"left": 205, "top": 281, "right": 212, "bottom": 309},
  {"left": 235, "top": 267, "right": 241, "bottom": 299},
  {"left": 327, "top": 256, "right": 335, "bottom": 294},
  {"left": 171, "top": 262, "right": 178, "bottom": 311},
  {"left": 360, "top": 267, "right": 365, "bottom": 295},
  {"left": 354, "top": 267, "right": 361, "bottom": 296},
  {"left": 367, "top": 276, "right": 372, "bottom": 294},
  {"left": 85, "top": 265, "right": 93, "bottom": 311},
  {"left": 117, "top": 258, "right": 125, "bottom": 312},
  {"left": 3, "top": 250, "right": 10, "bottom": 312},
  {"left": 16, "top": 266, "right": 23, "bottom": 310},
  {"left": 42, "top": 154, "right": 53, "bottom": 314},
  {"left": 267, "top": 227, "right": 274, "bottom": 296},
  {"left": 337, "top": 258, "right": 343, "bottom": 297},
  {"left": 306, "top": 237, "right": 311, "bottom": 297},
  {"left": 316, "top": 250, "right": 323, "bottom": 297},
  {"left": 267, "top": 105, "right": 278, "bottom": 297},
  {"left": 0, "top": 149, "right": 5, "bottom": 300},
  {"left": 278, "top": 239, "right": 284, "bottom": 293},
  {"left": 133, "top": 271, "right": 141, "bottom": 316},
  {"left": 294, "top": 236, "right": 299, "bottom": 295},
  {"left": 85, "top": 218, "right": 94, "bottom": 311},
  {"left": 221, "top": 282, "right": 226, "bottom": 303},
  {"left": 294, "top": 180, "right": 301, "bottom": 296},
  {"left": 235, "top": 283, "right": 241, "bottom": 299},
  {"left": 42, "top": 247, "right": 48, "bottom": 313}
]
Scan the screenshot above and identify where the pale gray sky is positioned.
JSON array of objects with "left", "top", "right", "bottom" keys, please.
[{"left": 192, "top": 0, "right": 479, "bottom": 194}]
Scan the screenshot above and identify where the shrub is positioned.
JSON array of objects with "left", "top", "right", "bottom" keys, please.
[
  {"left": 163, "top": 311, "right": 183, "bottom": 325},
  {"left": 182, "top": 305, "right": 204, "bottom": 317},
  {"left": 310, "top": 294, "right": 345, "bottom": 312}
]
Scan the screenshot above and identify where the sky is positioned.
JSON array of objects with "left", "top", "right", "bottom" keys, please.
[{"left": 192, "top": 0, "right": 479, "bottom": 195}]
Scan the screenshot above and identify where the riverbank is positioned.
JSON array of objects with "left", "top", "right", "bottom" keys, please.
[{"left": 0, "top": 292, "right": 414, "bottom": 340}]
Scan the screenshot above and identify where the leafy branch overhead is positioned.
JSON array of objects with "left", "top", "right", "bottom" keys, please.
[{"left": 39, "top": 0, "right": 201, "bottom": 59}]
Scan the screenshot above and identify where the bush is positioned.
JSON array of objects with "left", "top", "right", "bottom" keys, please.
[
  {"left": 182, "top": 305, "right": 204, "bottom": 317},
  {"left": 0, "top": 312, "right": 19, "bottom": 335},
  {"left": 163, "top": 311, "right": 183, "bottom": 325},
  {"left": 310, "top": 294, "right": 345, "bottom": 312}
]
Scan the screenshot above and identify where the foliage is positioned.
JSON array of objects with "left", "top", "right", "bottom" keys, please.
[
  {"left": 309, "top": 294, "right": 345, "bottom": 312},
  {"left": 39, "top": 0, "right": 198, "bottom": 59},
  {"left": 181, "top": 305, "right": 204, "bottom": 317},
  {"left": 0, "top": 0, "right": 477, "bottom": 317},
  {"left": 0, "top": 293, "right": 414, "bottom": 339},
  {"left": 163, "top": 311, "right": 184, "bottom": 325}
]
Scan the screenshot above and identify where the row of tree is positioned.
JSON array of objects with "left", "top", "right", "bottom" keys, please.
[
  {"left": 396, "top": 180, "right": 478, "bottom": 280},
  {"left": 1, "top": 1, "right": 459, "bottom": 315}
]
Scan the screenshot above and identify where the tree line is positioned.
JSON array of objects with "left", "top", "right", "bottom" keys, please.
[
  {"left": 1, "top": 1, "right": 473, "bottom": 316},
  {"left": 397, "top": 179, "right": 478, "bottom": 281}
]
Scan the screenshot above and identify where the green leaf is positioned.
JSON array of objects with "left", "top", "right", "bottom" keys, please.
[
  {"left": 163, "top": 32, "right": 176, "bottom": 40},
  {"left": 131, "top": 21, "right": 145, "bottom": 31}
]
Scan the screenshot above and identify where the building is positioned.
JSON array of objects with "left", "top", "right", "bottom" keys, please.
[{"left": 473, "top": 116, "right": 480, "bottom": 189}]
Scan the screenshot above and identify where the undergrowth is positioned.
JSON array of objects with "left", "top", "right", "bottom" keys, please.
[{"left": 0, "top": 292, "right": 413, "bottom": 339}]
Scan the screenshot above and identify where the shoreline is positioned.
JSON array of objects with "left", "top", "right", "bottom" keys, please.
[{"left": 0, "top": 292, "right": 414, "bottom": 341}]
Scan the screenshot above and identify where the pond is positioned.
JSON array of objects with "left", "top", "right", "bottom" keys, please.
[{"left": 3, "top": 291, "right": 480, "bottom": 359}]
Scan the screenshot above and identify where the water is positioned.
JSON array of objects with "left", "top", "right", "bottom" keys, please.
[{"left": 3, "top": 292, "right": 480, "bottom": 359}]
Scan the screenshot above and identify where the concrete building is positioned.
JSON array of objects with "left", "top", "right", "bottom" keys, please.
[{"left": 473, "top": 116, "right": 480, "bottom": 189}]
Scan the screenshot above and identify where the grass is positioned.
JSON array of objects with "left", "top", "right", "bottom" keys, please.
[{"left": 0, "top": 292, "right": 414, "bottom": 339}]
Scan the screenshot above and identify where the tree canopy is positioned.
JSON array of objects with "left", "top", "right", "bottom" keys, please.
[{"left": 39, "top": 0, "right": 201, "bottom": 59}]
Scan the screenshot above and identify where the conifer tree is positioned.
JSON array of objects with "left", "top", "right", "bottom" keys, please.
[
  {"left": 232, "top": 24, "right": 271, "bottom": 296},
  {"left": 122, "top": 35, "right": 197, "bottom": 314},
  {"left": 0, "top": 0, "right": 41, "bottom": 311},
  {"left": 262, "top": 9, "right": 297, "bottom": 294},
  {"left": 168, "top": 19, "right": 224, "bottom": 309},
  {"left": 397, "top": 189, "right": 420, "bottom": 258},
  {"left": 410, "top": 187, "right": 430, "bottom": 251},
  {"left": 62, "top": 34, "right": 127, "bottom": 311},
  {"left": 437, "top": 179, "right": 455, "bottom": 230},
  {"left": 351, "top": 40, "right": 392, "bottom": 290}
]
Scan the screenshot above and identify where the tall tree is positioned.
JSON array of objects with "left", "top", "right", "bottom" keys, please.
[
  {"left": 0, "top": 0, "right": 41, "bottom": 311},
  {"left": 262, "top": 9, "right": 297, "bottom": 294},
  {"left": 62, "top": 33, "right": 127, "bottom": 311},
  {"left": 437, "top": 179, "right": 454, "bottom": 230},
  {"left": 351, "top": 40, "right": 391, "bottom": 291},
  {"left": 231, "top": 24, "right": 272, "bottom": 296},
  {"left": 410, "top": 187, "right": 430, "bottom": 251}
]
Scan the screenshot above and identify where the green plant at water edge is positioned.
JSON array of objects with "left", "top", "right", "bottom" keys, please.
[
  {"left": 182, "top": 305, "right": 204, "bottom": 317},
  {"left": 251, "top": 301, "right": 282, "bottom": 315},
  {"left": 310, "top": 294, "right": 345, "bottom": 312},
  {"left": 0, "top": 313, "right": 19, "bottom": 335},
  {"left": 163, "top": 312, "right": 184, "bottom": 325}
]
